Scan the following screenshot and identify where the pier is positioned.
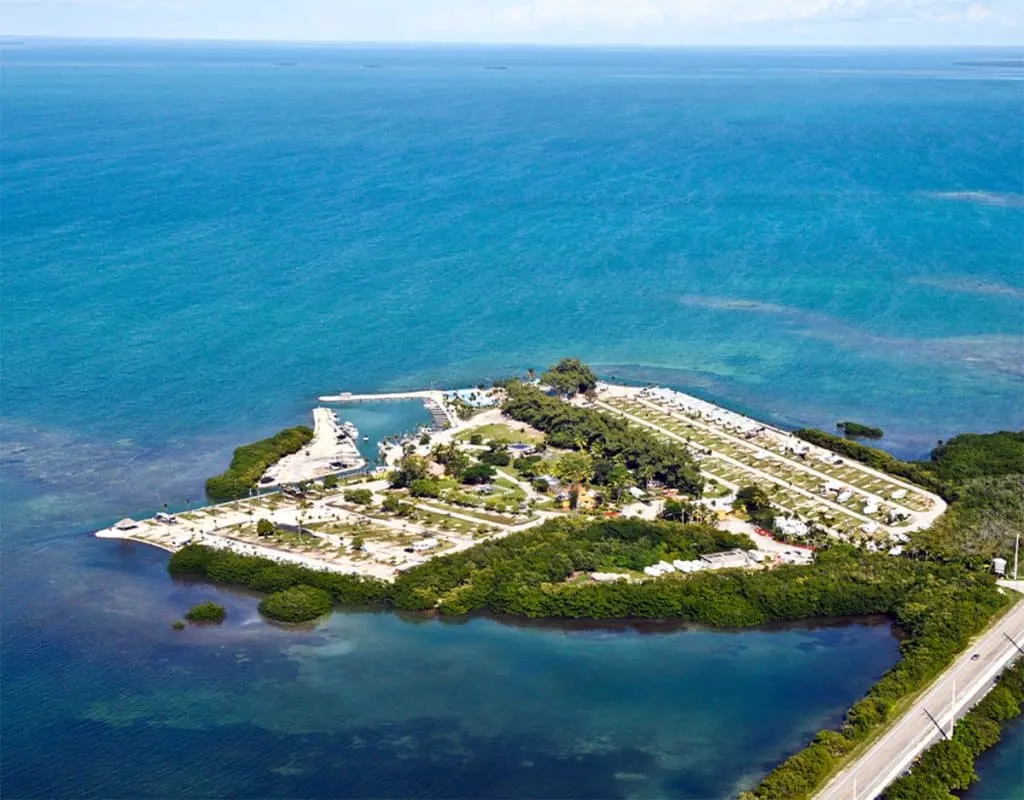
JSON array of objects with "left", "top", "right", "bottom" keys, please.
[{"left": 319, "top": 389, "right": 458, "bottom": 429}]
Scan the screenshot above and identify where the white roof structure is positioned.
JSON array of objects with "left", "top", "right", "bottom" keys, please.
[
  {"left": 591, "top": 572, "right": 630, "bottom": 583},
  {"left": 628, "top": 487, "right": 645, "bottom": 499},
  {"left": 888, "top": 545, "right": 905, "bottom": 556},
  {"left": 114, "top": 518, "right": 138, "bottom": 530},
  {"left": 777, "top": 518, "right": 809, "bottom": 537}
]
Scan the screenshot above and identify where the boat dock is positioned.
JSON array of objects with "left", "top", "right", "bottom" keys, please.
[
  {"left": 318, "top": 389, "right": 458, "bottom": 430},
  {"left": 262, "top": 407, "right": 365, "bottom": 486}
]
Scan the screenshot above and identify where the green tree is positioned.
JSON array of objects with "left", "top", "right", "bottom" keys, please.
[
  {"left": 555, "top": 450, "right": 594, "bottom": 509},
  {"left": 390, "top": 454, "right": 430, "bottom": 488},
  {"left": 410, "top": 478, "right": 442, "bottom": 498},
  {"left": 344, "top": 488, "right": 373, "bottom": 505},
  {"left": 735, "top": 484, "right": 775, "bottom": 530},
  {"left": 432, "top": 442, "right": 471, "bottom": 477},
  {"left": 256, "top": 518, "right": 275, "bottom": 537},
  {"left": 461, "top": 464, "right": 496, "bottom": 485},
  {"left": 322, "top": 474, "right": 339, "bottom": 490},
  {"left": 605, "top": 461, "right": 634, "bottom": 502},
  {"left": 541, "top": 358, "right": 598, "bottom": 397}
]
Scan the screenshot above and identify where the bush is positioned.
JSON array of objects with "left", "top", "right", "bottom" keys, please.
[
  {"left": 469, "top": 433, "right": 483, "bottom": 445},
  {"left": 410, "top": 478, "right": 442, "bottom": 498},
  {"left": 461, "top": 464, "right": 496, "bottom": 485},
  {"left": 171, "top": 620, "right": 186, "bottom": 631},
  {"left": 185, "top": 602, "right": 226, "bottom": 623},
  {"left": 479, "top": 449, "right": 511, "bottom": 467},
  {"left": 322, "top": 474, "right": 339, "bottom": 490},
  {"left": 256, "top": 518, "right": 275, "bottom": 537},
  {"left": 258, "top": 585, "right": 333, "bottom": 622},
  {"left": 205, "top": 426, "right": 313, "bottom": 502},
  {"left": 344, "top": 488, "right": 373, "bottom": 505}
]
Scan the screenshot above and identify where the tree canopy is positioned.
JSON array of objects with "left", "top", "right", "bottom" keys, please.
[
  {"left": 541, "top": 358, "right": 598, "bottom": 397},
  {"left": 503, "top": 382, "right": 704, "bottom": 495}
]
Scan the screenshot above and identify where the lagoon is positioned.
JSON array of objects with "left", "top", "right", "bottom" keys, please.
[{"left": 0, "top": 536, "right": 900, "bottom": 799}]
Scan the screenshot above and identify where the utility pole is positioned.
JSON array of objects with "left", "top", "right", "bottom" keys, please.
[{"left": 1014, "top": 531, "right": 1019, "bottom": 580}]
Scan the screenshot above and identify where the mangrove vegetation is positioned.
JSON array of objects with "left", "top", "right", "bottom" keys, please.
[{"left": 205, "top": 425, "right": 313, "bottom": 502}]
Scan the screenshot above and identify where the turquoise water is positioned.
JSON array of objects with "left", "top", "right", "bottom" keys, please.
[{"left": 2, "top": 41, "right": 1022, "bottom": 797}]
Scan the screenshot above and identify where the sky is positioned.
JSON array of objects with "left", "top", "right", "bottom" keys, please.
[{"left": 1, "top": 0, "right": 1022, "bottom": 46}]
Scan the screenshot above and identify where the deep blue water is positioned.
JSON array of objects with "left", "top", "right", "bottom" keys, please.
[{"left": 2, "top": 41, "right": 1022, "bottom": 798}]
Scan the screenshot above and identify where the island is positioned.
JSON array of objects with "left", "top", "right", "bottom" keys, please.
[
  {"left": 94, "top": 358, "right": 1024, "bottom": 799},
  {"left": 837, "top": 420, "right": 884, "bottom": 440}
]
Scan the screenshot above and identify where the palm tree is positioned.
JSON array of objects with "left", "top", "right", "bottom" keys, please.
[
  {"left": 606, "top": 461, "right": 633, "bottom": 503},
  {"left": 554, "top": 451, "right": 594, "bottom": 511}
]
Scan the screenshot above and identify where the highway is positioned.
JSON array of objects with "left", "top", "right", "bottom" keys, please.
[{"left": 816, "top": 586, "right": 1024, "bottom": 800}]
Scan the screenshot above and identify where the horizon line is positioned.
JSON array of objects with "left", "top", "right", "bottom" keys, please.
[{"left": 3, "top": 35, "right": 1023, "bottom": 50}]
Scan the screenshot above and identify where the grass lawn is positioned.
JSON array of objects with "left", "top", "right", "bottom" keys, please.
[{"left": 455, "top": 423, "right": 544, "bottom": 445}]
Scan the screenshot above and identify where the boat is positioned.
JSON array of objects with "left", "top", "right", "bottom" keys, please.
[
  {"left": 342, "top": 421, "right": 359, "bottom": 439},
  {"left": 362, "top": 435, "right": 369, "bottom": 442}
]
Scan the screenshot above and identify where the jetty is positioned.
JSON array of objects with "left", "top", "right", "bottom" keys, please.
[{"left": 319, "top": 389, "right": 458, "bottom": 429}]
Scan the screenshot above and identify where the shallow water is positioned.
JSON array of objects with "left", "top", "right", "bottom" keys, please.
[{"left": 1, "top": 41, "right": 1021, "bottom": 798}]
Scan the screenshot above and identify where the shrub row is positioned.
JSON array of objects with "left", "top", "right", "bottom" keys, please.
[{"left": 168, "top": 544, "right": 390, "bottom": 608}]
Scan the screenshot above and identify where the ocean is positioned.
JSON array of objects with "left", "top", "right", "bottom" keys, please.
[{"left": 1, "top": 41, "right": 1022, "bottom": 798}]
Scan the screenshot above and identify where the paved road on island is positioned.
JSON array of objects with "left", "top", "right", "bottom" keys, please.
[{"left": 816, "top": 590, "right": 1024, "bottom": 800}]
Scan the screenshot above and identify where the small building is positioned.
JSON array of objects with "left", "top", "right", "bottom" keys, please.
[
  {"left": 154, "top": 512, "right": 177, "bottom": 524},
  {"left": 891, "top": 489, "right": 908, "bottom": 500},
  {"left": 888, "top": 545, "right": 905, "bottom": 557},
  {"left": 114, "top": 518, "right": 138, "bottom": 531},
  {"left": 860, "top": 522, "right": 879, "bottom": 535},
  {"left": 993, "top": 557, "right": 1008, "bottom": 576},
  {"left": 411, "top": 537, "right": 439, "bottom": 552},
  {"left": 628, "top": 487, "right": 645, "bottom": 500},
  {"left": 837, "top": 490, "right": 854, "bottom": 504},
  {"left": 699, "top": 549, "right": 754, "bottom": 570},
  {"left": 591, "top": 572, "right": 630, "bottom": 583}
]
